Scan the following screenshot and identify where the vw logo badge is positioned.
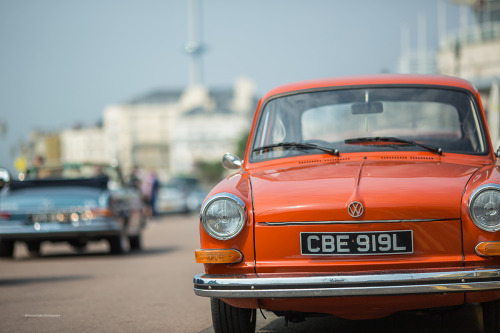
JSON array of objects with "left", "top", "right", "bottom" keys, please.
[{"left": 348, "top": 201, "right": 364, "bottom": 218}]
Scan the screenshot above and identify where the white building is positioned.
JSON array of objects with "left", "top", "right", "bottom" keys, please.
[
  {"left": 102, "top": 78, "right": 257, "bottom": 180},
  {"left": 60, "top": 126, "right": 109, "bottom": 164},
  {"left": 436, "top": 0, "right": 500, "bottom": 147},
  {"left": 437, "top": 13, "right": 500, "bottom": 79}
]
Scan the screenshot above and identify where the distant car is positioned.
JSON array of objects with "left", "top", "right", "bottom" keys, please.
[
  {"left": 0, "top": 163, "right": 146, "bottom": 258},
  {"left": 156, "top": 177, "right": 207, "bottom": 214},
  {"left": 194, "top": 75, "right": 500, "bottom": 333}
]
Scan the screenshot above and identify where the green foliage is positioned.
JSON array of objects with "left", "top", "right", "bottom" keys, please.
[
  {"left": 197, "top": 160, "right": 224, "bottom": 187},
  {"left": 236, "top": 131, "right": 250, "bottom": 158}
]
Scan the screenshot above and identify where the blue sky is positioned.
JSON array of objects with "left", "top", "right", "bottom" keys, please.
[{"left": 0, "top": 0, "right": 465, "bottom": 170}]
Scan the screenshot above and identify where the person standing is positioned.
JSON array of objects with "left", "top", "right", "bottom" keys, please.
[
  {"left": 150, "top": 172, "right": 159, "bottom": 217},
  {"left": 141, "top": 170, "right": 160, "bottom": 218}
]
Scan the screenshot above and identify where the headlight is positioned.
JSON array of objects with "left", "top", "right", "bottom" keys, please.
[
  {"left": 469, "top": 184, "right": 500, "bottom": 232},
  {"left": 201, "top": 193, "right": 246, "bottom": 240}
]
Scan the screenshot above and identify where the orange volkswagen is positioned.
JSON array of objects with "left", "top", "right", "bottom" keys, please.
[{"left": 194, "top": 74, "right": 500, "bottom": 333}]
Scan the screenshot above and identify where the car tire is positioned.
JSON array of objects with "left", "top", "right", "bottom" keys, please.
[
  {"left": 210, "top": 298, "right": 256, "bottom": 333},
  {"left": 0, "top": 239, "right": 14, "bottom": 258},
  {"left": 108, "top": 233, "right": 130, "bottom": 255},
  {"left": 483, "top": 299, "right": 500, "bottom": 333},
  {"left": 129, "top": 234, "right": 142, "bottom": 251},
  {"left": 26, "top": 241, "right": 41, "bottom": 257}
]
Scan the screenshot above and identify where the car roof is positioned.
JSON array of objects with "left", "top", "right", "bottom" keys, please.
[{"left": 261, "top": 74, "right": 478, "bottom": 101}]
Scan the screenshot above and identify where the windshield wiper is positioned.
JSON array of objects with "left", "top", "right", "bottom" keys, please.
[
  {"left": 253, "top": 142, "right": 339, "bottom": 157},
  {"left": 345, "top": 137, "right": 442, "bottom": 155}
]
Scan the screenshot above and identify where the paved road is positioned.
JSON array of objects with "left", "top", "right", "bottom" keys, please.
[{"left": 0, "top": 214, "right": 485, "bottom": 332}]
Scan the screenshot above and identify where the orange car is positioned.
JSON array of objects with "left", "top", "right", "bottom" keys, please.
[{"left": 194, "top": 74, "right": 500, "bottom": 333}]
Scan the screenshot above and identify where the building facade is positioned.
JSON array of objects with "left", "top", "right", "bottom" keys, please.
[
  {"left": 60, "top": 126, "right": 109, "bottom": 164},
  {"left": 25, "top": 79, "right": 257, "bottom": 182},
  {"left": 102, "top": 78, "right": 257, "bottom": 181},
  {"left": 436, "top": 0, "right": 500, "bottom": 147}
]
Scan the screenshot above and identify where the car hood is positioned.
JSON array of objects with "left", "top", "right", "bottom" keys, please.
[{"left": 250, "top": 160, "right": 480, "bottom": 223}]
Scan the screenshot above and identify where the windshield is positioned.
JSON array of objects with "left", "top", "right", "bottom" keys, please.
[
  {"left": 251, "top": 87, "right": 487, "bottom": 161},
  {"left": 25, "top": 163, "right": 123, "bottom": 184}
]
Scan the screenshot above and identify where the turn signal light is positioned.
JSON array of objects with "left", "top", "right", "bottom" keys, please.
[
  {"left": 475, "top": 242, "right": 500, "bottom": 256},
  {"left": 195, "top": 249, "right": 243, "bottom": 264},
  {"left": 90, "top": 208, "right": 113, "bottom": 218}
]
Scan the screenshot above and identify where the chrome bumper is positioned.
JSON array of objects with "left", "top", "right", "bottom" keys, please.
[
  {"left": 0, "top": 219, "right": 121, "bottom": 239},
  {"left": 193, "top": 269, "right": 500, "bottom": 298}
]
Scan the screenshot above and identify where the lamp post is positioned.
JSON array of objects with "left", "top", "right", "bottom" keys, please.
[{"left": 185, "top": 0, "right": 205, "bottom": 87}]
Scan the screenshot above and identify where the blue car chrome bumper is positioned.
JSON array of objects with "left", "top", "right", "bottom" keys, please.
[
  {"left": 194, "top": 268, "right": 500, "bottom": 298},
  {"left": 0, "top": 219, "right": 121, "bottom": 240}
]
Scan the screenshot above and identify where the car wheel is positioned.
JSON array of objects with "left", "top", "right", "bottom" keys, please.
[
  {"left": 108, "top": 233, "right": 130, "bottom": 255},
  {"left": 483, "top": 299, "right": 500, "bottom": 333},
  {"left": 26, "top": 241, "right": 41, "bottom": 257},
  {"left": 0, "top": 239, "right": 14, "bottom": 258},
  {"left": 129, "top": 234, "right": 142, "bottom": 251},
  {"left": 210, "top": 298, "right": 256, "bottom": 333}
]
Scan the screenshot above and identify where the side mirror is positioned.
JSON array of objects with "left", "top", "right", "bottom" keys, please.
[
  {"left": 222, "top": 153, "right": 243, "bottom": 170},
  {"left": 497, "top": 147, "right": 500, "bottom": 158},
  {"left": 0, "top": 167, "right": 11, "bottom": 189}
]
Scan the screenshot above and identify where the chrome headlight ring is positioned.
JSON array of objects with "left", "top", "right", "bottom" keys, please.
[
  {"left": 469, "top": 184, "right": 500, "bottom": 232},
  {"left": 200, "top": 192, "right": 247, "bottom": 240}
]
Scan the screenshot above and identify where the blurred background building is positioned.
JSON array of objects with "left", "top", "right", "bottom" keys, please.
[
  {"left": 437, "top": 0, "right": 500, "bottom": 147},
  {"left": 399, "top": 0, "right": 500, "bottom": 147},
  {"left": 25, "top": 78, "right": 257, "bottom": 184},
  {"left": 61, "top": 125, "right": 108, "bottom": 165},
  {"left": 103, "top": 78, "right": 256, "bottom": 181},
  {"left": 30, "top": 78, "right": 256, "bottom": 183}
]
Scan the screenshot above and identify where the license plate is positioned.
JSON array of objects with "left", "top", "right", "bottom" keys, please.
[{"left": 300, "top": 231, "right": 413, "bottom": 255}]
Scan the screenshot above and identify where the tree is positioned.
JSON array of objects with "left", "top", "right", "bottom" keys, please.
[
  {"left": 197, "top": 160, "right": 224, "bottom": 187},
  {"left": 236, "top": 131, "right": 250, "bottom": 158}
]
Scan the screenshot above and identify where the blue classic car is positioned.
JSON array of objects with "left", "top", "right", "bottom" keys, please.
[{"left": 0, "top": 163, "right": 146, "bottom": 258}]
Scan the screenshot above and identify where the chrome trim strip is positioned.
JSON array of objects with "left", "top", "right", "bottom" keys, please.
[
  {"left": 259, "top": 218, "right": 458, "bottom": 226},
  {"left": 193, "top": 269, "right": 500, "bottom": 298}
]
